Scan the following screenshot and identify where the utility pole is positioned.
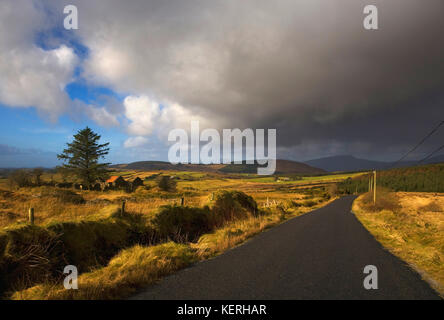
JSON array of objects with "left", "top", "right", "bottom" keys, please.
[{"left": 373, "top": 170, "right": 377, "bottom": 205}]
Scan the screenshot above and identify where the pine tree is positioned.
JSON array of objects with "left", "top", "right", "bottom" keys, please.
[{"left": 57, "top": 127, "right": 110, "bottom": 185}]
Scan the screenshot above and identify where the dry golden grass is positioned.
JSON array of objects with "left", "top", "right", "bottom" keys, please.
[
  {"left": 11, "top": 242, "right": 197, "bottom": 300},
  {"left": 0, "top": 188, "right": 107, "bottom": 228},
  {"left": 10, "top": 193, "right": 335, "bottom": 300},
  {"left": 0, "top": 169, "right": 343, "bottom": 229},
  {"left": 1, "top": 169, "right": 345, "bottom": 300},
  {"left": 353, "top": 191, "right": 444, "bottom": 296}
]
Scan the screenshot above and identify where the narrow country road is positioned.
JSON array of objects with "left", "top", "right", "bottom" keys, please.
[{"left": 132, "top": 196, "right": 441, "bottom": 300}]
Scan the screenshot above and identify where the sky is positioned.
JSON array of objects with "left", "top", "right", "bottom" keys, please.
[{"left": 0, "top": 0, "right": 443, "bottom": 167}]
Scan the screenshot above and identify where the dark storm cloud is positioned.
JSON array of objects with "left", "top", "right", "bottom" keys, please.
[{"left": 50, "top": 0, "right": 444, "bottom": 160}]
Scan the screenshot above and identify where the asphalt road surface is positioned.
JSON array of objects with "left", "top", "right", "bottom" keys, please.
[{"left": 132, "top": 196, "right": 441, "bottom": 300}]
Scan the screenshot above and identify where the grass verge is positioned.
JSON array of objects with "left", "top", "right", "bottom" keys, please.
[{"left": 352, "top": 191, "right": 444, "bottom": 297}]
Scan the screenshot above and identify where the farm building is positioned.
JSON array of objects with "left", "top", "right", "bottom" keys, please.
[
  {"left": 105, "top": 176, "right": 127, "bottom": 188},
  {"left": 132, "top": 177, "right": 144, "bottom": 188}
]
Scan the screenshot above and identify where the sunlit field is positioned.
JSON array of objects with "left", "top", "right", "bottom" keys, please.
[
  {"left": 0, "top": 169, "right": 351, "bottom": 299},
  {"left": 0, "top": 170, "right": 360, "bottom": 229},
  {"left": 353, "top": 191, "right": 444, "bottom": 296}
]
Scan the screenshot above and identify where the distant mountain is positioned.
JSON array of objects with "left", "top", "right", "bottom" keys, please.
[
  {"left": 427, "top": 154, "right": 444, "bottom": 164},
  {"left": 305, "top": 154, "right": 444, "bottom": 172},
  {"left": 112, "top": 161, "right": 224, "bottom": 172},
  {"left": 305, "top": 155, "right": 390, "bottom": 172},
  {"left": 112, "top": 159, "right": 325, "bottom": 175},
  {"left": 220, "top": 159, "right": 326, "bottom": 175},
  {"left": 276, "top": 159, "right": 326, "bottom": 174}
]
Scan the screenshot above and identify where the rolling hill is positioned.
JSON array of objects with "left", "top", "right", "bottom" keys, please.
[{"left": 112, "top": 159, "right": 325, "bottom": 175}]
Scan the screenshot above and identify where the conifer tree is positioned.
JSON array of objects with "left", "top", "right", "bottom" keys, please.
[{"left": 57, "top": 127, "right": 110, "bottom": 185}]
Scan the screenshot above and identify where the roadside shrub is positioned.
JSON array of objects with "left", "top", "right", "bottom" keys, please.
[
  {"left": 211, "top": 191, "right": 258, "bottom": 227},
  {"left": 152, "top": 205, "right": 211, "bottom": 242}
]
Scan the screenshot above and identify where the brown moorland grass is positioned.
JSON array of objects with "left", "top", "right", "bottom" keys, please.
[
  {"left": 0, "top": 170, "right": 348, "bottom": 299},
  {"left": 0, "top": 168, "right": 346, "bottom": 229},
  {"left": 10, "top": 194, "right": 336, "bottom": 300},
  {"left": 353, "top": 191, "right": 444, "bottom": 296}
]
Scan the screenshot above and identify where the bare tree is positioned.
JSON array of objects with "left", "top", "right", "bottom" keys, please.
[
  {"left": 32, "top": 168, "right": 44, "bottom": 186},
  {"left": 8, "top": 169, "right": 32, "bottom": 188}
]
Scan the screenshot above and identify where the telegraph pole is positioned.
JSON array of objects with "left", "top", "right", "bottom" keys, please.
[{"left": 373, "top": 170, "right": 377, "bottom": 204}]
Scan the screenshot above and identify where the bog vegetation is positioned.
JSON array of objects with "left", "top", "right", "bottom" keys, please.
[{"left": 0, "top": 164, "right": 346, "bottom": 299}]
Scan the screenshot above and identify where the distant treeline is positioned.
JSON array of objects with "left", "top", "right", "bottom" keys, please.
[{"left": 338, "top": 163, "right": 444, "bottom": 194}]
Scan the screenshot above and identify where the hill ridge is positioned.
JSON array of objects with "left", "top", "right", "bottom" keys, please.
[{"left": 111, "top": 159, "right": 325, "bottom": 175}]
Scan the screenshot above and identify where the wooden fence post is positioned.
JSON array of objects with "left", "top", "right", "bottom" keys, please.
[
  {"left": 28, "top": 208, "right": 34, "bottom": 225},
  {"left": 121, "top": 200, "right": 126, "bottom": 215}
]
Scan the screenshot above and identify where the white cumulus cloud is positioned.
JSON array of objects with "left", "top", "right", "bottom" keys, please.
[
  {"left": 85, "top": 106, "right": 120, "bottom": 128},
  {"left": 122, "top": 94, "right": 211, "bottom": 148},
  {"left": 0, "top": 1, "right": 78, "bottom": 120},
  {"left": 123, "top": 136, "right": 149, "bottom": 148},
  {"left": 124, "top": 95, "right": 160, "bottom": 136}
]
